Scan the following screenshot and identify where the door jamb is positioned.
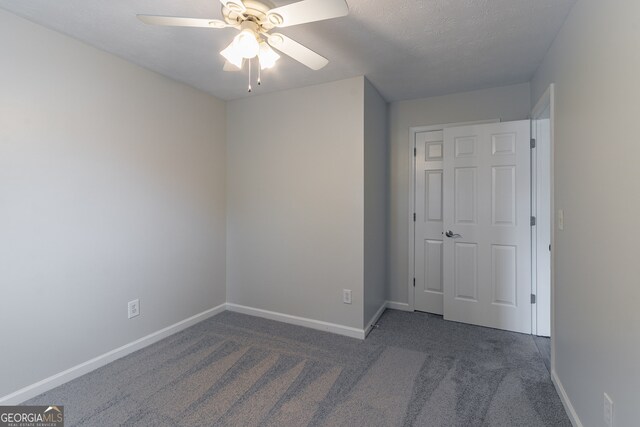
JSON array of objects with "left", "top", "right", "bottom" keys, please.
[
  {"left": 407, "top": 119, "right": 500, "bottom": 311},
  {"left": 531, "top": 84, "right": 556, "bottom": 370}
]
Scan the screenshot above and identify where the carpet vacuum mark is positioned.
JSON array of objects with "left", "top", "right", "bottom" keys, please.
[{"left": 25, "top": 310, "right": 571, "bottom": 426}]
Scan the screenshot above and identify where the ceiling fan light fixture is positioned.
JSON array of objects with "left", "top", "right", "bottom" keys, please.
[
  {"left": 220, "top": 41, "right": 244, "bottom": 68},
  {"left": 258, "top": 42, "right": 280, "bottom": 69},
  {"left": 234, "top": 29, "right": 260, "bottom": 58},
  {"left": 223, "top": 20, "right": 262, "bottom": 59}
]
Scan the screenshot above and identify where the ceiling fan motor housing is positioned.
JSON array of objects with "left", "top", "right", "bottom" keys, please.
[{"left": 223, "top": 0, "right": 277, "bottom": 32}]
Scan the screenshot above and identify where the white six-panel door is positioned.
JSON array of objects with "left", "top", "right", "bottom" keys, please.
[
  {"left": 442, "top": 121, "right": 531, "bottom": 334},
  {"left": 414, "top": 130, "right": 445, "bottom": 315}
]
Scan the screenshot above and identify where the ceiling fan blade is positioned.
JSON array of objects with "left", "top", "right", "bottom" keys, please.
[
  {"left": 223, "top": 60, "right": 244, "bottom": 72},
  {"left": 267, "top": 33, "right": 328, "bottom": 70},
  {"left": 137, "top": 15, "right": 229, "bottom": 29},
  {"left": 219, "top": 0, "right": 246, "bottom": 13},
  {"left": 266, "top": 0, "right": 348, "bottom": 28}
]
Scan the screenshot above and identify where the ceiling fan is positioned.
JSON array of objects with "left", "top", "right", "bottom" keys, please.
[{"left": 138, "top": 0, "right": 348, "bottom": 90}]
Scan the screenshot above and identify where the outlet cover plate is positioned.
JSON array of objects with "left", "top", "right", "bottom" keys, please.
[
  {"left": 343, "top": 289, "right": 352, "bottom": 304},
  {"left": 128, "top": 299, "right": 140, "bottom": 319}
]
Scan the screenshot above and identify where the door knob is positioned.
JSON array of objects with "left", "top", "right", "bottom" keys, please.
[{"left": 445, "top": 230, "right": 462, "bottom": 238}]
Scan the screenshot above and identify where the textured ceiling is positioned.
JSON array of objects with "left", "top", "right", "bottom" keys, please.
[{"left": 0, "top": 0, "right": 575, "bottom": 101}]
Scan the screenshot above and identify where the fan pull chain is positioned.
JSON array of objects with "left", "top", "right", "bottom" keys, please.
[
  {"left": 258, "top": 65, "right": 261, "bottom": 86},
  {"left": 248, "top": 59, "right": 252, "bottom": 93}
]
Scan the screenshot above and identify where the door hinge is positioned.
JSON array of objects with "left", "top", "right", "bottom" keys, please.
[
  {"left": 414, "top": 147, "right": 417, "bottom": 157},
  {"left": 413, "top": 213, "right": 416, "bottom": 222},
  {"left": 413, "top": 278, "right": 416, "bottom": 287},
  {"left": 530, "top": 216, "right": 536, "bottom": 226},
  {"left": 530, "top": 138, "right": 536, "bottom": 149},
  {"left": 531, "top": 294, "right": 536, "bottom": 304}
]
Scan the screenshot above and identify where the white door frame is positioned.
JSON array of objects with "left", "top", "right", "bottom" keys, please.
[
  {"left": 408, "top": 120, "right": 499, "bottom": 311},
  {"left": 531, "top": 84, "right": 556, "bottom": 369}
]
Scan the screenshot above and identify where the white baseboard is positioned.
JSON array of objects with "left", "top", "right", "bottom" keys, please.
[
  {"left": 0, "top": 303, "right": 226, "bottom": 405},
  {"left": 385, "top": 300, "right": 412, "bottom": 311},
  {"left": 551, "top": 369, "right": 583, "bottom": 427},
  {"left": 364, "top": 301, "right": 388, "bottom": 337},
  {"left": 226, "top": 303, "right": 366, "bottom": 340}
]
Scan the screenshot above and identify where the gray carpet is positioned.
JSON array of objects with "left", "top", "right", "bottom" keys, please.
[
  {"left": 533, "top": 336, "right": 551, "bottom": 373},
  {"left": 25, "top": 310, "right": 570, "bottom": 426}
]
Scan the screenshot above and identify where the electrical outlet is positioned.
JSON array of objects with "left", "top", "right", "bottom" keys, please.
[
  {"left": 604, "top": 393, "right": 614, "bottom": 427},
  {"left": 128, "top": 299, "right": 140, "bottom": 319},
  {"left": 343, "top": 289, "right": 352, "bottom": 304}
]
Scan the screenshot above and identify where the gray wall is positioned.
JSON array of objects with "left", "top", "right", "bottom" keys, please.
[
  {"left": 226, "top": 77, "right": 366, "bottom": 329},
  {"left": 531, "top": 0, "right": 640, "bottom": 425},
  {"left": 363, "top": 79, "right": 388, "bottom": 325},
  {"left": 0, "top": 10, "right": 227, "bottom": 397},
  {"left": 388, "top": 83, "right": 531, "bottom": 304}
]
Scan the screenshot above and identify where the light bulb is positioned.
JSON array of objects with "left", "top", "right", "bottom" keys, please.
[
  {"left": 234, "top": 29, "right": 260, "bottom": 59},
  {"left": 258, "top": 42, "right": 280, "bottom": 70}
]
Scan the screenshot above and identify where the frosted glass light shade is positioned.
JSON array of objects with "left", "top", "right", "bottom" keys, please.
[
  {"left": 220, "top": 41, "right": 244, "bottom": 68},
  {"left": 258, "top": 42, "right": 280, "bottom": 69},
  {"left": 235, "top": 29, "right": 260, "bottom": 58}
]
